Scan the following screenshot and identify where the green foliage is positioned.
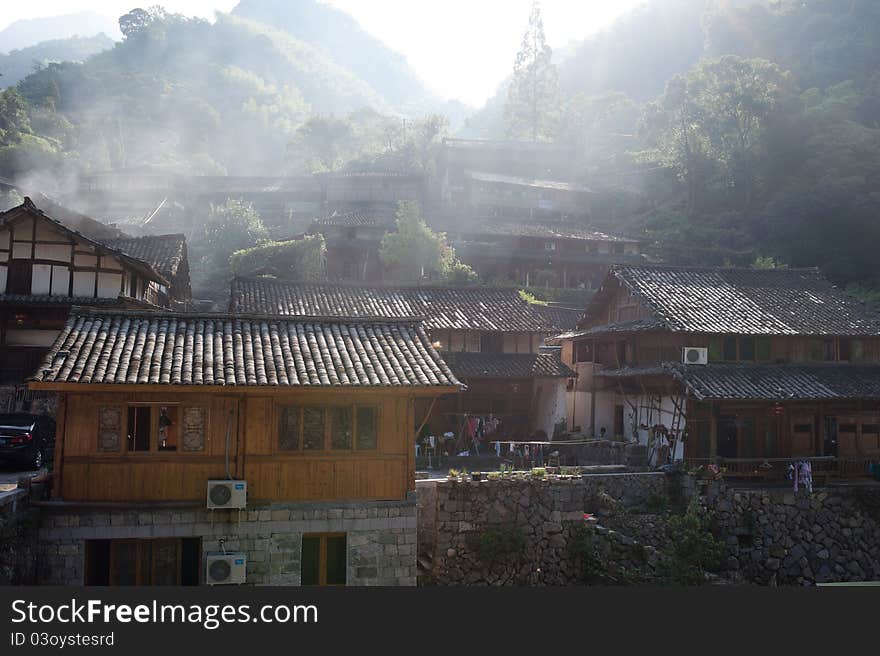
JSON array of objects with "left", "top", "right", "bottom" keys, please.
[
  {"left": 657, "top": 498, "right": 725, "bottom": 585},
  {"left": 379, "top": 201, "right": 470, "bottom": 282},
  {"left": 469, "top": 526, "right": 526, "bottom": 566},
  {"left": 517, "top": 289, "right": 547, "bottom": 306},
  {"left": 191, "top": 198, "right": 269, "bottom": 284},
  {"left": 568, "top": 526, "right": 646, "bottom": 585},
  {"left": 504, "top": 1, "right": 560, "bottom": 141},
  {"left": 230, "top": 234, "right": 326, "bottom": 280},
  {"left": 752, "top": 256, "right": 787, "bottom": 270}
]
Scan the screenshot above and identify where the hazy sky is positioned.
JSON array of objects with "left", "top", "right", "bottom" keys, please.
[{"left": 0, "top": 1, "right": 644, "bottom": 106}]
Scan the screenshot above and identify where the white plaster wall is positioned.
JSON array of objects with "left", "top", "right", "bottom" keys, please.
[
  {"left": 34, "top": 244, "right": 71, "bottom": 262},
  {"left": 31, "top": 264, "right": 51, "bottom": 295},
  {"left": 533, "top": 377, "right": 567, "bottom": 438},
  {"left": 51, "top": 266, "right": 70, "bottom": 295},
  {"left": 97, "top": 272, "right": 122, "bottom": 298},
  {"left": 72, "top": 270, "right": 95, "bottom": 296},
  {"left": 0, "top": 265, "right": 6, "bottom": 293}
]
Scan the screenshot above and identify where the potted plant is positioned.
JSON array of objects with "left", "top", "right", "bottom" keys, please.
[
  {"left": 471, "top": 470, "right": 482, "bottom": 482},
  {"left": 531, "top": 467, "right": 546, "bottom": 479},
  {"left": 487, "top": 471, "right": 501, "bottom": 481},
  {"left": 447, "top": 468, "right": 459, "bottom": 481}
]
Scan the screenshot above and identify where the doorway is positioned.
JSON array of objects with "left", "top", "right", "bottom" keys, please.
[
  {"left": 718, "top": 415, "right": 738, "bottom": 458},
  {"left": 823, "top": 416, "right": 838, "bottom": 457}
]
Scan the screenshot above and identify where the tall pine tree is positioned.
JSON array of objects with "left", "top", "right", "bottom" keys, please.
[{"left": 504, "top": 1, "right": 561, "bottom": 142}]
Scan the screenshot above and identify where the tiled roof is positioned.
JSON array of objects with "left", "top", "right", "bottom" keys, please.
[
  {"left": 669, "top": 363, "right": 880, "bottom": 401},
  {"left": 229, "top": 279, "right": 562, "bottom": 333},
  {"left": 554, "top": 317, "right": 666, "bottom": 342},
  {"left": 466, "top": 170, "right": 591, "bottom": 193},
  {"left": 31, "top": 310, "right": 461, "bottom": 388},
  {"left": 311, "top": 212, "right": 392, "bottom": 228},
  {"left": 600, "top": 265, "right": 880, "bottom": 336},
  {"left": 0, "top": 294, "right": 154, "bottom": 308},
  {"left": 102, "top": 234, "right": 188, "bottom": 279},
  {"left": 443, "top": 352, "right": 575, "bottom": 379},
  {"left": 467, "top": 221, "right": 636, "bottom": 242},
  {"left": 529, "top": 305, "right": 584, "bottom": 333}
]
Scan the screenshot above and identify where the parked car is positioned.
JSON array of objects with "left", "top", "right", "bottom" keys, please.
[{"left": 0, "top": 414, "right": 55, "bottom": 470}]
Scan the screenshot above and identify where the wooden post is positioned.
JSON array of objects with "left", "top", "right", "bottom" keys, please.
[
  {"left": 51, "top": 393, "right": 66, "bottom": 499},
  {"left": 235, "top": 395, "right": 246, "bottom": 480}
]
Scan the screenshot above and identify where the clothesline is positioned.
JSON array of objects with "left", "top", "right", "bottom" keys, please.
[{"left": 490, "top": 439, "right": 597, "bottom": 446}]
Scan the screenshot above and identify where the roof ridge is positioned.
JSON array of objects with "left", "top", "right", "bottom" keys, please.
[{"left": 68, "top": 306, "right": 428, "bottom": 325}]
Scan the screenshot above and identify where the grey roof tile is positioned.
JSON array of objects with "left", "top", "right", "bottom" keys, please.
[
  {"left": 31, "top": 309, "right": 461, "bottom": 388},
  {"left": 229, "top": 279, "right": 563, "bottom": 333},
  {"left": 604, "top": 265, "right": 880, "bottom": 336},
  {"left": 444, "top": 352, "right": 574, "bottom": 379}
]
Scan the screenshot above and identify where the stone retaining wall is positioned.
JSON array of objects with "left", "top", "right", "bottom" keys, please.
[
  {"left": 418, "top": 473, "right": 668, "bottom": 585},
  {"left": 0, "top": 490, "right": 38, "bottom": 584},
  {"left": 38, "top": 498, "right": 417, "bottom": 586},
  {"left": 686, "top": 477, "right": 880, "bottom": 585}
]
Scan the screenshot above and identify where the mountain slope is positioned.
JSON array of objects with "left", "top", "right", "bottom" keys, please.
[
  {"left": 232, "top": 0, "right": 437, "bottom": 113},
  {"left": 0, "top": 34, "right": 114, "bottom": 88},
  {"left": 12, "top": 12, "right": 401, "bottom": 177},
  {"left": 0, "top": 12, "right": 120, "bottom": 52}
]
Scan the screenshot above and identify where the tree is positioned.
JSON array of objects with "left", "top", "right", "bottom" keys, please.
[
  {"left": 503, "top": 1, "right": 560, "bottom": 142},
  {"left": 288, "top": 115, "right": 353, "bottom": 173},
  {"left": 379, "top": 201, "right": 457, "bottom": 281},
  {"left": 193, "top": 198, "right": 269, "bottom": 283},
  {"left": 119, "top": 6, "right": 168, "bottom": 39},
  {"left": 640, "top": 57, "right": 792, "bottom": 215}
]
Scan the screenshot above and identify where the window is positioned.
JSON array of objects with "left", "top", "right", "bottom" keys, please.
[
  {"left": 575, "top": 341, "right": 593, "bottom": 363},
  {"left": 739, "top": 336, "right": 755, "bottom": 361},
  {"left": 723, "top": 336, "right": 738, "bottom": 361},
  {"left": 356, "top": 407, "right": 377, "bottom": 450},
  {"left": 611, "top": 243, "right": 624, "bottom": 255},
  {"left": 85, "top": 538, "right": 200, "bottom": 586},
  {"left": 301, "top": 534, "right": 346, "bottom": 586},
  {"left": 330, "top": 406, "right": 352, "bottom": 450},
  {"left": 544, "top": 241, "right": 557, "bottom": 251},
  {"left": 480, "top": 333, "right": 503, "bottom": 354},
  {"left": 278, "top": 405, "right": 378, "bottom": 452},
  {"left": 809, "top": 338, "right": 836, "bottom": 362},
  {"left": 120, "top": 404, "right": 196, "bottom": 453},
  {"left": 127, "top": 406, "right": 152, "bottom": 451},
  {"left": 303, "top": 406, "right": 325, "bottom": 450},
  {"left": 7, "top": 260, "right": 33, "bottom": 294}
]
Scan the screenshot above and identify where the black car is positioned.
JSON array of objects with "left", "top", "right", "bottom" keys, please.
[{"left": 0, "top": 413, "right": 55, "bottom": 470}]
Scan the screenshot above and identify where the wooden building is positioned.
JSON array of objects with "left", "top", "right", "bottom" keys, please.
[
  {"left": 30, "top": 308, "right": 460, "bottom": 586},
  {"left": 443, "top": 219, "right": 642, "bottom": 290},
  {"left": 229, "top": 278, "right": 580, "bottom": 443},
  {"left": 308, "top": 211, "right": 394, "bottom": 282},
  {"left": 0, "top": 198, "right": 173, "bottom": 387},
  {"left": 556, "top": 265, "right": 880, "bottom": 478}
]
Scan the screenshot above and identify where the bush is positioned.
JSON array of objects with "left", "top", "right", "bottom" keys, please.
[
  {"left": 657, "top": 498, "right": 725, "bottom": 585},
  {"left": 469, "top": 526, "right": 525, "bottom": 566}
]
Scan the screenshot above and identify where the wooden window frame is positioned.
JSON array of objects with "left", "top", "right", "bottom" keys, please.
[
  {"left": 108, "top": 539, "right": 181, "bottom": 586},
  {"left": 121, "top": 402, "right": 208, "bottom": 456},
  {"left": 275, "top": 404, "right": 379, "bottom": 454},
  {"left": 301, "top": 533, "right": 347, "bottom": 587}
]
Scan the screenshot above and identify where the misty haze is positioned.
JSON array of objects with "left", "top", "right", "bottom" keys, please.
[{"left": 1, "top": 0, "right": 880, "bottom": 595}]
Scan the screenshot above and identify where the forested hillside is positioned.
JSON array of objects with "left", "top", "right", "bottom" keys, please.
[
  {"left": 0, "top": 2, "right": 449, "bottom": 181},
  {"left": 0, "top": 34, "right": 114, "bottom": 88},
  {"left": 468, "top": 0, "right": 880, "bottom": 292}
]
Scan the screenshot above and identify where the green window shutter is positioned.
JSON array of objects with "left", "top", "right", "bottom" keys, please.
[
  {"left": 708, "top": 336, "right": 723, "bottom": 362},
  {"left": 756, "top": 337, "right": 771, "bottom": 361}
]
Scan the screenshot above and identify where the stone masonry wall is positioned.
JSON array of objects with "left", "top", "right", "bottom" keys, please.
[
  {"left": 418, "top": 473, "right": 668, "bottom": 585},
  {"left": 38, "top": 497, "right": 417, "bottom": 586},
  {"left": 0, "top": 490, "right": 39, "bottom": 584},
  {"left": 684, "top": 476, "right": 880, "bottom": 585}
]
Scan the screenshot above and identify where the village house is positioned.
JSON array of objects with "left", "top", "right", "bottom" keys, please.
[
  {"left": 228, "top": 278, "right": 580, "bottom": 447},
  {"left": 556, "top": 265, "right": 880, "bottom": 478},
  {"left": 0, "top": 198, "right": 192, "bottom": 412},
  {"left": 29, "top": 307, "right": 460, "bottom": 586},
  {"left": 308, "top": 210, "right": 394, "bottom": 282}
]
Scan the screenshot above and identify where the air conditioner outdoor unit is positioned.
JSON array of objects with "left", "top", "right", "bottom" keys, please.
[
  {"left": 206, "top": 479, "right": 247, "bottom": 509},
  {"left": 682, "top": 347, "right": 708, "bottom": 365},
  {"left": 205, "top": 553, "right": 247, "bottom": 585}
]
